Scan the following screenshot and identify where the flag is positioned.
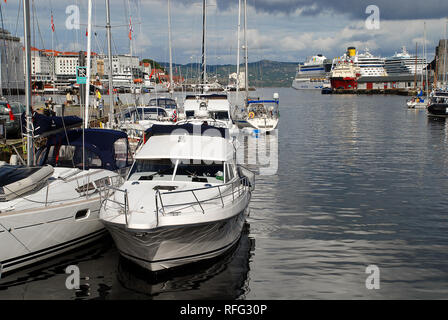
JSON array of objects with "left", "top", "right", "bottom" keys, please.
[
  {"left": 85, "top": 29, "right": 88, "bottom": 37},
  {"left": 128, "top": 17, "right": 133, "bottom": 40},
  {"left": 51, "top": 14, "right": 55, "bottom": 32},
  {"left": 6, "top": 104, "right": 14, "bottom": 121}
]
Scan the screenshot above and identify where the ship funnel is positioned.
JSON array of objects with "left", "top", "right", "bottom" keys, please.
[{"left": 347, "top": 47, "right": 356, "bottom": 57}]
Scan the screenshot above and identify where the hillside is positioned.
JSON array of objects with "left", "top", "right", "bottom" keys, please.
[{"left": 158, "top": 60, "right": 297, "bottom": 87}]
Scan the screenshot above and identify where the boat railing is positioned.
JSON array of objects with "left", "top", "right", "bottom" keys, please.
[
  {"left": 155, "top": 174, "right": 253, "bottom": 217},
  {"left": 101, "top": 185, "right": 130, "bottom": 225},
  {"left": 101, "top": 167, "right": 255, "bottom": 227}
]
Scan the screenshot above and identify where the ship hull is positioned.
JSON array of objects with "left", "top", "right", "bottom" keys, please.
[
  {"left": 330, "top": 77, "right": 358, "bottom": 90},
  {"left": 427, "top": 103, "right": 448, "bottom": 117}
]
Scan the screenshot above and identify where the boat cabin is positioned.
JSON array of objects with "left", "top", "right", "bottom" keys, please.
[
  {"left": 36, "top": 128, "right": 132, "bottom": 171},
  {"left": 183, "top": 94, "right": 231, "bottom": 121},
  {"left": 129, "top": 124, "right": 236, "bottom": 185}
]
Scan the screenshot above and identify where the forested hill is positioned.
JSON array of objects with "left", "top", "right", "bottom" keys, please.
[{"left": 158, "top": 60, "right": 298, "bottom": 87}]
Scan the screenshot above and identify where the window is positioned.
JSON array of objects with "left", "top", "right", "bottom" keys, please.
[
  {"left": 114, "top": 138, "right": 129, "bottom": 169},
  {"left": 210, "top": 111, "right": 229, "bottom": 120},
  {"left": 128, "top": 159, "right": 224, "bottom": 182},
  {"left": 40, "top": 145, "right": 102, "bottom": 168},
  {"left": 129, "top": 158, "right": 176, "bottom": 179}
]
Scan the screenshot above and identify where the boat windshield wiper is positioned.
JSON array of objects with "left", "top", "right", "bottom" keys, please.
[{"left": 150, "top": 167, "right": 173, "bottom": 177}]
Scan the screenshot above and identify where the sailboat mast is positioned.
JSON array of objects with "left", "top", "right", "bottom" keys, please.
[
  {"left": 84, "top": 0, "right": 92, "bottom": 129},
  {"left": 424, "top": 22, "right": 429, "bottom": 96},
  {"left": 23, "top": 0, "right": 33, "bottom": 166},
  {"left": 105, "top": 0, "right": 114, "bottom": 127},
  {"left": 444, "top": 18, "right": 447, "bottom": 87},
  {"left": 236, "top": 0, "right": 241, "bottom": 102},
  {"left": 414, "top": 42, "right": 417, "bottom": 90},
  {"left": 244, "top": 0, "right": 249, "bottom": 101},
  {"left": 201, "top": 0, "right": 207, "bottom": 91},
  {"left": 168, "top": 0, "right": 174, "bottom": 96}
]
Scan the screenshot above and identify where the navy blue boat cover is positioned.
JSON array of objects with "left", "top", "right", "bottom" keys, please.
[
  {"left": 145, "top": 123, "right": 229, "bottom": 139},
  {"left": 38, "top": 128, "right": 129, "bottom": 171},
  {"left": 21, "top": 111, "right": 83, "bottom": 137}
]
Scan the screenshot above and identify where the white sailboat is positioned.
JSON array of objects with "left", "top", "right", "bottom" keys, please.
[
  {"left": 0, "top": 0, "right": 131, "bottom": 276},
  {"left": 407, "top": 24, "right": 430, "bottom": 109},
  {"left": 233, "top": 0, "right": 280, "bottom": 133},
  {"left": 99, "top": 123, "right": 254, "bottom": 272}
]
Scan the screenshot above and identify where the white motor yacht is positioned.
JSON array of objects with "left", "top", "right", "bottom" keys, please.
[
  {"left": 180, "top": 93, "right": 239, "bottom": 136},
  {"left": 99, "top": 123, "right": 254, "bottom": 272},
  {"left": 0, "top": 128, "right": 132, "bottom": 275},
  {"left": 234, "top": 94, "right": 280, "bottom": 133}
]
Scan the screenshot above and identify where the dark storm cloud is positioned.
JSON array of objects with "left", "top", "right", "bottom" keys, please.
[{"left": 176, "top": 0, "right": 448, "bottom": 20}]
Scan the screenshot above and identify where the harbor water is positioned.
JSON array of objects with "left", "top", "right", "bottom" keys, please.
[{"left": 1, "top": 88, "right": 448, "bottom": 299}]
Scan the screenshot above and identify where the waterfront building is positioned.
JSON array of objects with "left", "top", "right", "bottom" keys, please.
[
  {"left": 0, "top": 28, "right": 24, "bottom": 94},
  {"left": 435, "top": 39, "right": 448, "bottom": 85}
]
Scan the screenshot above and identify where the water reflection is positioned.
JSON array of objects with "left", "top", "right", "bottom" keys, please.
[
  {"left": 113, "top": 223, "right": 254, "bottom": 300},
  {"left": 0, "top": 225, "right": 255, "bottom": 300}
]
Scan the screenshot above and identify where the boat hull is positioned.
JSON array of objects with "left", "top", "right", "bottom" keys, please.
[
  {"left": 0, "top": 197, "right": 105, "bottom": 275},
  {"left": 427, "top": 103, "right": 448, "bottom": 117},
  {"left": 235, "top": 118, "right": 279, "bottom": 132},
  {"left": 292, "top": 79, "right": 328, "bottom": 90},
  {"left": 103, "top": 209, "right": 248, "bottom": 272}
]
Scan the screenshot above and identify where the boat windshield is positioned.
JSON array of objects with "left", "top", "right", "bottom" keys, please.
[
  {"left": 209, "top": 111, "right": 229, "bottom": 120},
  {"left": 247, "top": 103, "right": 279, "bottom": 118},
  {"left": 128, "top": 158, "right": 225, "bottom": 183}
]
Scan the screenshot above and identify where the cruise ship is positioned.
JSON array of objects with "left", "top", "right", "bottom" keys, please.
[
  {"left": 355, "top": 48, "right": 388, "bottom": 77},
  {"left": 333, "top": 47, "right": 387, "bottom": 78},
  {"left": 385, "top": 46, "right": 427, "bottom": 75},
  {"left": 292, "top": 54, "right": 332, "bottom": 90}
]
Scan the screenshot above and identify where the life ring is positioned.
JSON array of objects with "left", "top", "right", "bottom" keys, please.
[{"left": 248, "top": 112, "right": 255, "bottom": 119}]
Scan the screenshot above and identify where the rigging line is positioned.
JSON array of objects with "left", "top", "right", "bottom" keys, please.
[
  {"left": 32, "top": 0, "right": 45, "bottom": 49},
  {"left": 13, "top": 0, "right": 22, "bottom": 38},
  {"left": 0, "top": 2, "right": 11, "bottom": 97}
]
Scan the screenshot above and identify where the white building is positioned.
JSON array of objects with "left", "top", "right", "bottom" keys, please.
[
  {"left": 55, "top": 52, "right": 97, "bottom": 80},
  {"left": 0, "top": 28, "right": 25, "bottom": 94},
  {"left": 103, "top": 54, "right": 140, "bottom": 75},
  {"left": 31, "top": 48, "right": 52, "bottom": 82}
]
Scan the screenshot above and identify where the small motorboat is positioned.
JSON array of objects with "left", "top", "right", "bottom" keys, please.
[
  {"left": 100, "top": 123, "right": 255, "bottom": 272},
  {"left": 407, "top": 96, "right": 428, "bottom": 109},
  {"left": 427, "top": 90, "right": 448, "bottom": 117},
  {"left": 234, "top": 93, "right": 280, "bottom": 133}
]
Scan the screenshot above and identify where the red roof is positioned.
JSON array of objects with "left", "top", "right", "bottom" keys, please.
[{"left": 27, "top": 46, "right": 98, "bottom": 56}]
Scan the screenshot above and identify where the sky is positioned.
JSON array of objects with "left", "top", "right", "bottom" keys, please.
[{"left": 0, "top": 0, "right": 447, "bottom": 65}]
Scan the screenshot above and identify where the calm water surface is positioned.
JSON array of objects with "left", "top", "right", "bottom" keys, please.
[{"left": 1, "top": 88, "right": 448, "bottom": 299}]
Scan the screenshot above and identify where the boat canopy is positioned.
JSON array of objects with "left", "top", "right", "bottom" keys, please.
[
  {"left": 138, "top": 124, "right": 232, "bottom": 162},
  {"left": 184, "top": 94, "right": 231, "bottom": 112},
  {"left": 145, "top": 123, "right": 228, "bottom": 139},
  {"left": 37, "top": 128, "right": 131, "bottom": 171},
  {"left": 247, "top": 100, "right": 279, "bottom": 105},
  {"left": 21, "top": 112, "right": 83, "bottom": 137}
]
